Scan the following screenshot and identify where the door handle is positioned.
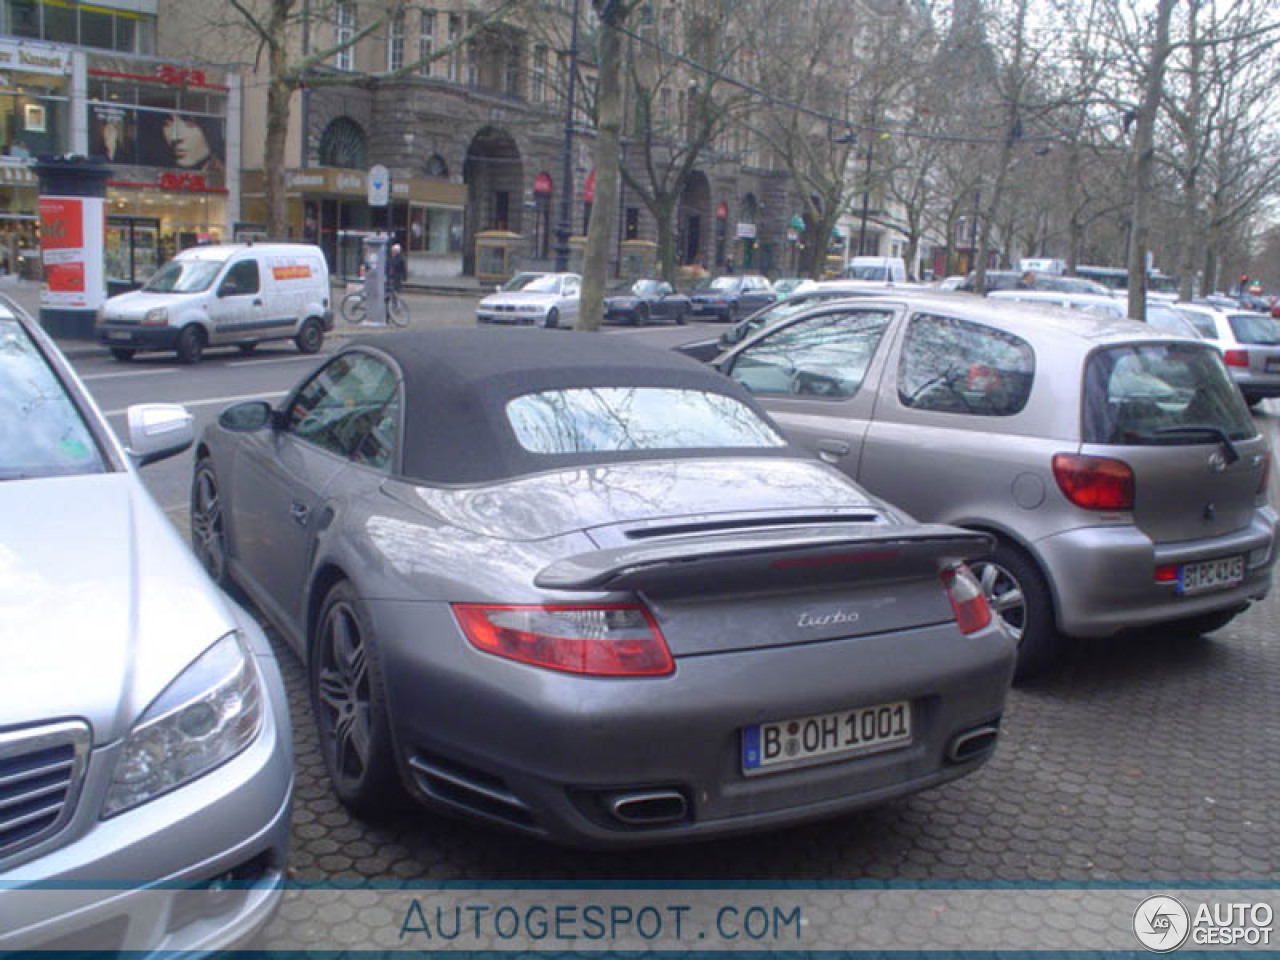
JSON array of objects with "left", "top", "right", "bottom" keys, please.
[
  {"left": 290, "top": 501, "right": 310, "bottom": 526},
  {"left": 252, "top": 298, "right": 263, "bottom": 306},
  {"left": 816, "top": 439, "right": 850, "bottom": 464}
]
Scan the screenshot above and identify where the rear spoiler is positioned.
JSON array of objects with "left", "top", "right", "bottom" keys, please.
[{"left": 535, "top": 524, "right": 994, "bottom": 593}]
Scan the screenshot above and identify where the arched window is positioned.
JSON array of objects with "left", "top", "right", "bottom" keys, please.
[
  {"left": 424, "top": 154, "right": 448, "bottom": 178},
  {"left": 317, "top": 117, "right": 367, "bottom": 169}
]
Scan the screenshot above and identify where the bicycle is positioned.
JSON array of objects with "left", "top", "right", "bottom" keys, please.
[{"left": 341, "top": 287, "right": 410, "bottom": 327}]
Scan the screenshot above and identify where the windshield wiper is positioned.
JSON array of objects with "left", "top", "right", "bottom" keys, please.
[{"left": 1155, "top": 424, "right": 1240, "bottom": 464}]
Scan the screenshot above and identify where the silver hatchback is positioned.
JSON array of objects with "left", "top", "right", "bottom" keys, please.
[{"left": 718, "top": 295, "right": 1278, "bottom": 678}]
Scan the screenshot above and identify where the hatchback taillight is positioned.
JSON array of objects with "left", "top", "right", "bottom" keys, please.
[
  {"left": 453, "top": 603, "right": 674, "bottom": 676},
  {"left": 1052, "top": 453, "right": 1135, "bottom": 510},
  {"left": 1224, "top": 349, "right": 1249, "bottom": 368},
  {"left": 941, "top": 564, "right": 992, "bottom": 635}
]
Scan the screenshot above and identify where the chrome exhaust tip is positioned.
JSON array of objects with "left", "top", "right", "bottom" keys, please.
[
  {"left": 606, "top": 789, "right": 688, "bottom": 826},
  {"left": 947, "top": 724, "right": 1001, "bottom": 763}
]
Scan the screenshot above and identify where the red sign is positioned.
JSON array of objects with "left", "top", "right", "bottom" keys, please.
[
  {"left": 717, "top": 202, "right": 728, "bottom": 218},
  {"left": 156, "top": 64, "right": 209, "bottom": 87},
  {"left": 583, "top": 168, "right": 596, "bottom": 204},
  {"left": 533, "top": 172, "right": 553, "bottom": 195},
  {"left": 159, "top": 172, "right": 209, "bottom": 192},
  {"left": 45, "top": 261, "right": 86, "bottom": 294},
  {"left": 39, "top": 197, "right": 84, "bottom": 250}
]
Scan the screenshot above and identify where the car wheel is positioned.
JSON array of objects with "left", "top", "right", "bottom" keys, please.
[
  {"left": 296, "top": 317, "right": 324, "bottom": 354},
  {"left": 675, "top": 305, "right": 689, "bottom": 325},
  {"left": 238, "top": 342, "right": 257, "bottom": 355},
  {"left": 970, "top": 542, "right": 1059, "bottom": 682},
  {"left": 175, "top": 325, "right": 205, "bottom": 364},
  {"left": 109, "top": 347, "right": 136, "bottom": 361},
  {"left": 540, "top": 307, "right": 560, "bottom": 330},
  {"left": 190, "top": 458, "right": 231, "bottom": 588},
  {"left": 636, "top": 304, "right": 650, "bottom": 325},
  {"left": 311, "top": 580, "right": 403, "bottom": 816}
]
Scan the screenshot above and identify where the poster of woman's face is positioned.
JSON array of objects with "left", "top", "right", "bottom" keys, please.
[{"left": 92, "top": 106, "right": 226, "bottom": 171}]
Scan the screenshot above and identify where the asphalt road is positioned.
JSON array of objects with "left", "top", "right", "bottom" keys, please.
[{"left": 44, "top": 287, "right": 1280, "bottom": 947}]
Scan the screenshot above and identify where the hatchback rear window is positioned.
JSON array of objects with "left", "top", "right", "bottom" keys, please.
[
  {"left": 1228, "top": 313, "right": 1280, "bottom": 345},
  {"left": 1082, "top": 343, "right": 1255, "bottom": 445}
]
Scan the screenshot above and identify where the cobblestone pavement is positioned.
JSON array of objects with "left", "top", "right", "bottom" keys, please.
[{"left": 245, "top": 572, "right": 1280, "bottom": 946}]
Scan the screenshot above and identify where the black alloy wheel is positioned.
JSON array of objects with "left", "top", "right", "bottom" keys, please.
[
  {"left": 190, "top": 458, "right": 230, "bottom": 588},
  {"left": 296, "top": 318, "right": 324, "bottom": 354},
  {"left": 311, "top": 581, "right": 403, "bottom": 815},
  {"left": 175, "top": 325, "right": 205, "bottom": 364},
  {"left": 970, "top": 541, "right": 1059, "bottom": 682}
]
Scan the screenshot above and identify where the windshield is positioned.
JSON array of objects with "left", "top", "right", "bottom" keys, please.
[
  {"left": 1228, "top": 313, "right": 1280, "bottom": 345},
  {"left": 1146, "top": 305, "right": 1200, "bottom": 338},
  {"left": 143, "top": 257, "right": 226, "bottom": 293},
  {"left": 695, "top": 277, "right": 740, "bottom": 292},
  {"left": 1083, "top": 343, "right": 1255, "bottom": 445},
  {"left": 846, "top": 265, "right": 889, "bottom": 281},
  {"left": 507, "top": 387, "right": 785, "bottom": 453},
  {"left": 520, "top": 275, "right": 566, "bottom": 294},
  {"left": 0, "top": 317, "right": 108, "bottom": 480},
  {"left": 631, "top": 279, "right": 665, "bottom": 296},
  {"left": 501, "top": 272, "right": 542, "bottom": 291}
]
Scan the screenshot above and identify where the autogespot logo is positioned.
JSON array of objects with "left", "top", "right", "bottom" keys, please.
[{"left": 1134, "top": 895, "right": 1191, "bottom": 952}]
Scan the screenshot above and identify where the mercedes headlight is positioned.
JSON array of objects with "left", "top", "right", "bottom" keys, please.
[
  {"left": 142, "top": 307, "right": 168, "bottom": 326},
  {"left": 103, "top": 633, "right": 263, "bottom": 818}
]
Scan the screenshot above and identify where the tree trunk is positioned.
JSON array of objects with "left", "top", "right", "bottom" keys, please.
[
  {"left": 1177, "top": 0, "right": 1202, "bottom": 301},
  {"left": 578, "top": 1, "right": 627, "bottom": 330},
  {"left": 654, "top": 202, "right": 678, "bottom": 284},
  {"left": 264, "top": 0, "right": 293, "bottom": 240},
  {"left": 1127, "top": 0, "right": 1178, "bottom": 321}
]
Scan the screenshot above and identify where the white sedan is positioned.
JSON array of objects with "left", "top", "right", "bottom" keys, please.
[{"left": 476, "top": 272, "right": 581, "bottom": 328}]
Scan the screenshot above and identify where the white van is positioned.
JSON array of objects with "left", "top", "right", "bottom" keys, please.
[
  {"left": 98, "top": 243, "right": 331, "bottom": 363},
  {"left": 843, "top": 256, "right": 908, "bottom": 283}
]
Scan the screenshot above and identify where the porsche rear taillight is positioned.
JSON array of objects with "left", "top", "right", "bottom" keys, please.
[
  {"left": 1224, "top": 349, "right": 1249, "bottom": 368},
  {"left": 1052, "top": 453, "right": 1135, "bottom": 511},
  {"left": 452, "top": 603, "right": 674, "bottom": 676},
  {"left": 941, "top": 564, "right": 992, "bottom": 635}
]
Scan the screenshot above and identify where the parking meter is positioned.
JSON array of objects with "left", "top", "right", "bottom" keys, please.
[{"left": 361, "top": 235, "right": 389, "bottom": 325}]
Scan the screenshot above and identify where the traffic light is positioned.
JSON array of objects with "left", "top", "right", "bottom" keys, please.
[{"left": 1240, "top": 273, "right": 1250, "bottom": 287}]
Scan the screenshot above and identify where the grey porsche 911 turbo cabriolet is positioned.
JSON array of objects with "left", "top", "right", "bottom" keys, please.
[{"left": 191, "top": 328, "right": 1015, "bottom": 847}]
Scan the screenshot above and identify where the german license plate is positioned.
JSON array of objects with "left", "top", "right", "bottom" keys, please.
[
  {"left": 1179, "top": 555, "right": 1245, "bottom": 595},
  {"left": 742, "top": 701, "right": 911, "bottom": 775},
  {"left": 106, "top": 330, "right": 132, "bottom": 341}
]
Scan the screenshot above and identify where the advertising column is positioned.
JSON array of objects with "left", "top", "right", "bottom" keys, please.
[{"left": 34, "top": 156, "right": 111, "bottom": 339}]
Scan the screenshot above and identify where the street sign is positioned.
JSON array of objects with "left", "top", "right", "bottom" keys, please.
[{"left": 368, "top": 164, "right": 389, "bottom": 207}]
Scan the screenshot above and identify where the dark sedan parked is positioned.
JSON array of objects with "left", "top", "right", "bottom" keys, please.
[
  {"left": 689, "top": 275, "right": 776, "bottom": 322},
  {"left": 604, "top": 278, "right": 691, "bottom": 325},
  {"left": 190, "top": 329, "right": 1015, "bottom": 847}
]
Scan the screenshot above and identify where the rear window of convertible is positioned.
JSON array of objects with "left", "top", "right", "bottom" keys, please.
[
  {"left": 506, "top": 387, "right": 787, "bottom": 454},
  {"left": 1082, "top": 343, "right": 1256, "bottom": 445}
]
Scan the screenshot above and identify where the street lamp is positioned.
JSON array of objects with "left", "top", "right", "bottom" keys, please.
[{"left": 554, "top": 0, "right": 582, "bottom": 273}]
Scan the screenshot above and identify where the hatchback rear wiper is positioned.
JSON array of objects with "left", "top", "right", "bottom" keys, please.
[{"left": 1155, "top": 424, "right": 1240, "bottom": 464}]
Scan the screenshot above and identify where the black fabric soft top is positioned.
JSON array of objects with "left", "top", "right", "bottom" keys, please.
[{"left": 348, "top": 328, "right": 799, "bottom": 485}]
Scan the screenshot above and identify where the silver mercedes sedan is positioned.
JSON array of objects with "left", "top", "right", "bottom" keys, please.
[
  {"left": 192, "top": 328, "right": 1015, "bottom": 847},
  {"left": 0, "top": 300, "right": 292, "bottom": 954}
]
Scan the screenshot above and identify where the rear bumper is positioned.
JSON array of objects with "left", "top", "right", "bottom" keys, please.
[
  {"left": 1036, "top": 508, "right": 1278, "bottom": 637},
  {"left": 375, "top": 601, "right": 1015, "bottom": 848},
  {"left": 477, "top": 310, "right": 539, "bottom": 325},
  {"left": 1230, "top": 370, "right": 1280, "bottom": 399}
]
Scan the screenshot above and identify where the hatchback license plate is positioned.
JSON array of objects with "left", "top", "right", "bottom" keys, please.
[
  {"left": 1179, "top": 555, "right": 1245, "bottom": 595},
  {"left": 742, "top": 701, "right": 911, "bottom": 775}
]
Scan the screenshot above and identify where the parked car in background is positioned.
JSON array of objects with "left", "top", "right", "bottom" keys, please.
[
  {"left": 1173, "top": 302, "right": 1280, "bottom": 407},
  {"left": 190, "top": 328, "right": 1015, "bottom": 847},
  {"left": 960, "top": 271, "right": 1112, "bottom": 296},
  {"left": 494, "top": 271, "right": 546, "bottom": 292},
  {"left": 689, "top": 274, "right": 775, "bottom": 322},
  {"left": 716, "top": 294, "right": 1278, "bottom": 680},
  {"left": 771, "top": 277, "right": 807, "bottom": 299},
  {"left": 476, "top": 272, "right": 581, "bottom": 328},
  {"left": 844, "top": 256, "right": 909, "bottom": 283},
  {"left": 97, "top": 243, "right": 331, "bottom": 364},
  {"left": 676, "top": 281, "right": 910, "bottom": 362},
  {"left": 1, "top": 298, "right": 292, "bottom": 953},
  {"left": 603, "top": 278, "right": 691, "bottom": 325},
  {"left": 992, "top": 290, "right": 1203, "bottom": 340}
]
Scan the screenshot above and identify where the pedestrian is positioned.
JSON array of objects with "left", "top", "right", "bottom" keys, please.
[
  {"left": 724, "top": 256, "right": 735, "bottom": 275},
  {"left": 387, "top": 243, "right": 407, "bottom": 294}
]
